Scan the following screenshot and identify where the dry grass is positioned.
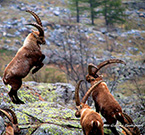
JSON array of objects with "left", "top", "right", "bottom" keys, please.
[
  {"left": 24, "top": 64, "right": 67, "bottom": 83},
  {"left": 117, "top": 76, "right": 145, "bottom": 96}
]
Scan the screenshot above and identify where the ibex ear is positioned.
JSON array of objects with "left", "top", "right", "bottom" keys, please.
[
  {"left": 80, "top": 105, "right": 83, "bottom": 109},
  {"left": 86, "top": 75, "right": 91, "bottom": 82},
  {"left": 99, "top": 75, "right": 103, "bottom": 78},
  {"left": 32, "top": 32, "right": 43, "bottom": 44},
  {"left": 75, "top": 111, "right": 81, "bottom": 118},
  {"left": 32, "top": 31, "right": 39, "bottom": 39}
]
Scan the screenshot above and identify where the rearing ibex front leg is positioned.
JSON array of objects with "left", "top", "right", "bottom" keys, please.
[{"left": 32, "top": 54, "right": 45, "bottom": 74}]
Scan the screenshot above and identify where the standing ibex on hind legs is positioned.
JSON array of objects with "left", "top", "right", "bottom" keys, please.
[
  {"left": 3, "top": 10, "right": 46, "bottom": 104},
  {"left": 85, "top": 59, "right": 128, "bottom": 135},
  {"left": 75, "top": 80, "right": 104, "bottom": 135}
]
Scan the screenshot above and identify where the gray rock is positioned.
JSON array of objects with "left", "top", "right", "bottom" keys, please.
[
  {"left": 98, "top": 37, "right": 105, "bottom": 42},
  {"left": 53, "top": 11, "right": 60, "bottom": 16},
  {"left": 0, "top": 116, "right": 5, "bottom": 135}
]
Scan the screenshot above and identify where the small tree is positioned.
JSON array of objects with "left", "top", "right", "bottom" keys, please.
[
  {"left": 49, "top": 27, "right": 95, "bottom": 83},
  {"left": 48, "top": 26, "right": 96, "bottom": 104},
  {"left": 87, "top": 0, "right": 101, "bottom": 25},
  {"left": 69, "top": 0, "right": 80, "bottom": 23},
  {"left": 101, "top": 0, "right": 126, "bottom": 29}
]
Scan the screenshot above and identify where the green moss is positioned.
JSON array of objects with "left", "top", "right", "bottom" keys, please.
[
  {"left": 13, "top": 101, "right": 81, "bottom": 129},
  {"left": 15, "top": 111, "right": 30, "bottom": 124},
  {"left": 35, "top": 123, "right": 82, "bottom": 135},
  {"left": 104, "top": 127, "right": 112, "bottom": 134},
  {"left": 0, "top": 49, "right": 15, "bottom": 55}
]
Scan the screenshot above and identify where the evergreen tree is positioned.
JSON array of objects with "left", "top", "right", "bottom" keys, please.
[
  {"left": 81, "top": 0, "right": 101, "bottom": 25},
  {"left": 88, "top": 0, "right": 101, "bottom": 25},
  {"left": 101, "top": 0, "right": 126, "bottom": 28},
  {"left": 69, "top": 0, "right": 80, "bottom": 23}
]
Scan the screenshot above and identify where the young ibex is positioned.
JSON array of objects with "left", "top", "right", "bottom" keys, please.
[
  {"left": 3, "top": 10, "right": 46, "bottom": 104},
  {"left": 86, "top": 59, "right": 127, "bottom": 135},
  {"left": 0, "top": 108, "right": 20, "bottom": 135},
  {"left": 75, "top": 80, "right": 104, "bottom": 135}
]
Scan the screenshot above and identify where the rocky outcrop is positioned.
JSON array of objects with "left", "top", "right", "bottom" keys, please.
[
  {"left": 0, "top": 77, "right": 131, "bottom": 135},
  {"left": 0, "top": 75, "right": 144, "bottom": 134},
  {"left": 0, "top": 77, "right": 83, "bottom": 134}
]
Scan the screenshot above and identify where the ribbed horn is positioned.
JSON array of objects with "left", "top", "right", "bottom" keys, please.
[
  {"left": 26, "top": 10, "right": 42, "bottom": 26},
  {"left": 75, "top": 80, "right": 84, "bottom": 106},
  {"left": 81, "top": 80, "right": 103, "bottom": 104},
  {"left": 123, "top": 113, "right": 140, "bottom": 135},
  {"left": 3, "top": 109, "right": 18, "bottom": 124},
  {"left": 26, "top": 23, "right": 44, "bottom": 37},
  {"left": 0, "top": 109, "right": 13, "bottom": 123},
  {"left": 119, "top": 125, "right": 132, "bottom": 135},
  {"left": 123, "top": 112, "right": 134, "bottom": 124},
  {"left": 88, "top": 63, "right": 98, "bottom": 75},
  {"left": 88, "top": 59, "right": 126, "bottom": 75}
]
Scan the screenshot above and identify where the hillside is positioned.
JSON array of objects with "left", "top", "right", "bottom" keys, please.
[{"left": 0, "top": 0, "right": 144, "bottom": 134}]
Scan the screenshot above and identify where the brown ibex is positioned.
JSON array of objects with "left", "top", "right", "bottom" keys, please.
[
  {"left": 86, "top": 59, "right": 127, "bottom": 135},
  {"left": 75, "top": 80, "right": 104, "bottom": 135},
  {"left": 0, "top": 108, "right": 20, "bottom": 135},
  {"left": 2, "top": 10, "right": 45, "bottom": 104}
]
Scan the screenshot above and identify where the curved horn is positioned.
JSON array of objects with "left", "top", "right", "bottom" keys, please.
[
  {"left": 88, "top": 63, "right": 98, "bottom": 75},
  {"left": 26, "top": 10, "right": 42, "bottom": 26},
  {"left": 88, "top": 59, "right": 126, "bottom": 75},
  {"left": 75, "top": 80, "right": 84, "bottom": 106},
  {"left": 81, "top": 80, "right": 103, "bottom": 103},
  {"left": 3, "top": 109, "right": 18, "bottom": 124},
  {"left": 119, "top": 125, "right": 132, "bottom": 135},
  {"left": 123, "top": 112, "right": 134, "bottom": 124},
  {"left": 26, "top": 23, "right": 44, "bottom": 37},
  {"left": 0, "top": 109, "right": 13, "bottom": 123},
  {"left": 123, "top": 113, "right": 140, "bottom": 135}
]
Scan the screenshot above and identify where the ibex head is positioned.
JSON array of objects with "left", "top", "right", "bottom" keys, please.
[
  {"left": 75, "top": 80, "right": 102, "bottom": 117},
  {"left": 0, "top": 108, "right": 20, "bottom": 134},
  {"left": 74, "top": 80, "right": 104, "bottom": 135},
  {"left": 86, "top": 59, "right": 126, "bottom": 82},
  {"left": 26, "top": 10, "right": 46, "bottom": 45}
]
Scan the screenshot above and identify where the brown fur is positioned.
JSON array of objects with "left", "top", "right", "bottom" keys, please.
[
  {"left": 0, "top": 108, "right": 20, "bottom": 135},
  {"left": 86, "top": 74, "right": 126, "bottom": 135},
  {"left": 75, "top": 80, "right": 104, "bottom": 135},
  {"left": 5, "top": 123, "right": 14, "bottom": 135},
  {"left": 86, "top": 60, "right": 127, "bottom": 134},
  {"left": 3, "top": 12, "right": 45, "bottom": 104},
  {"left": 77, "top": 103, "right": 104, "bottom": 135},
  {"left": 3, "top": 108, "right": 21, "bottom": 134}
]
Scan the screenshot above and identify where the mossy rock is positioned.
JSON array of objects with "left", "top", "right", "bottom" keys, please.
[
  {"left": 13, "top": 101, "right": 82, "bottom": 134},
  {"left": 32, "top": 123, "right": 83, "bottom": 135}
]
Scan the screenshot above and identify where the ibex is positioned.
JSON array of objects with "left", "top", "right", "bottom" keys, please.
[
  {"left": 0, "top": 108, "right": 20, "bottom": 135},
  {"left": 3, "top": 10, "right": 45, "bottom": 104},
  {"left": 86, "top": 59, "right": 127, "bottom": 135},
  {"left": 75, "top": 80, "right": 104, "bottom": 135},
  {"left": 121, "top": 113, "right": 140, "bottom": 135}
]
